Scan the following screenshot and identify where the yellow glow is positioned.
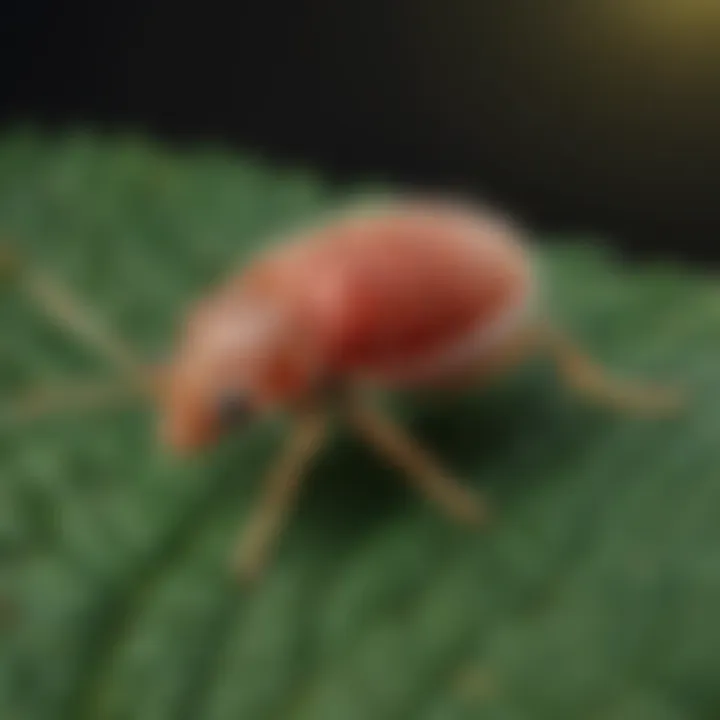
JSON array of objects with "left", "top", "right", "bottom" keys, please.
[
  {"left": 612, "top": 0, "right": 720, "bottom": 38},
  {"left": 595, "top": 0, "right": 720, "bottom": 82}
]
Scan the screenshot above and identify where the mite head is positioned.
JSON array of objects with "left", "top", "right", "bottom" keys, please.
[{"left": 157, "top": 290, "right": 318, "bottom": 453}]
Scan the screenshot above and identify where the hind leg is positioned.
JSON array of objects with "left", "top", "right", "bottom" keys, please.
[
  {"left": 417, "top": 316, "right": 682, "bottom": 417},
  {"left": 540, "top": 322, "right": 683, "bottom": 416}
]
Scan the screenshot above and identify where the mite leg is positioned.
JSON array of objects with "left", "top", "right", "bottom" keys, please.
[
  {"left": 1, "top": 379, "right": 144, "bottom": 426},
  {"left": 232, "top": 410, "right": 329, "bottom": 583},
  {"left": 344, "top": 393, "right": 487, "bottom": 526},
  {"left": 1, "top": 246, "right": 154, "bottom": 419},
  {"left": 542, "top": 323, "right": 683, "bottom": 416},
  {"left": 1, "top": 245, "right": 148, "bottom": 387}
]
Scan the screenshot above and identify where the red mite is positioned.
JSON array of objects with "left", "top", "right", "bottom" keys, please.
[{"left": 3, "top": 197, "right": 679, "bottom": 581}]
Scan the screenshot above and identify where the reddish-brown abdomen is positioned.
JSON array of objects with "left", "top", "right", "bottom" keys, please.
[{"left": 240, "top": 202, "right": 534, "bottom": 386}]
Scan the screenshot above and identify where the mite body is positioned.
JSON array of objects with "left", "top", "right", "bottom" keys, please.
[
  {"left": 162, "top": 202, "right": 535, "bottom": 450},
  {"left": 3, "top": 198, "right": 679, "bottom": 582}
]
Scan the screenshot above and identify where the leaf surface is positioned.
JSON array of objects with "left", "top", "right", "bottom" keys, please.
[{"left": 0, "top": 130, "right": 718, "bottom": 720}]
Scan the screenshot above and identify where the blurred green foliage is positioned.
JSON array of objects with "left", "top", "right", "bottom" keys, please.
[{"left": 0, "top": 129, "right": 718, "bottom": 720}]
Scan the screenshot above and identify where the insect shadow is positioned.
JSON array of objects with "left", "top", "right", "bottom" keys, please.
[{"left": 297, "top": 366, "right": 589, "bottom": 547}]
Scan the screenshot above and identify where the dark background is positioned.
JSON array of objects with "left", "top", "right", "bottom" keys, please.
[{"left": 2, "top": 0, "right": 719, "bottom": 264}]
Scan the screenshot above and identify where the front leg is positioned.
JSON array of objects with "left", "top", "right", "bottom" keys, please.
[
  {"left": 344, "top": 390, "right": 487, "bottom": 526},
  {"left": 2, "top": 379, "right": 144, "bottom": 426},
  {"left": 1, "top": 245, "right": 147, "bottom": 386},
  {"left": 231, "top": 408, "right": 329, "bottom": 583}
]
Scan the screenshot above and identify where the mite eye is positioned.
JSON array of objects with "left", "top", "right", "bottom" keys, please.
[{"left": 216, "top": 393, "right": 251, "bottom": 428}]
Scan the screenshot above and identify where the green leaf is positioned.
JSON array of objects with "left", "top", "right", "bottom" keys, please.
[{"left": 0, "top": 129, "right": 718, "bottom": 720}]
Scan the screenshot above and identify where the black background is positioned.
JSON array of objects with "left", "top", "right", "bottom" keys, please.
[{"left": 2, "top": 0, "right": 719, "bottom": 265}]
